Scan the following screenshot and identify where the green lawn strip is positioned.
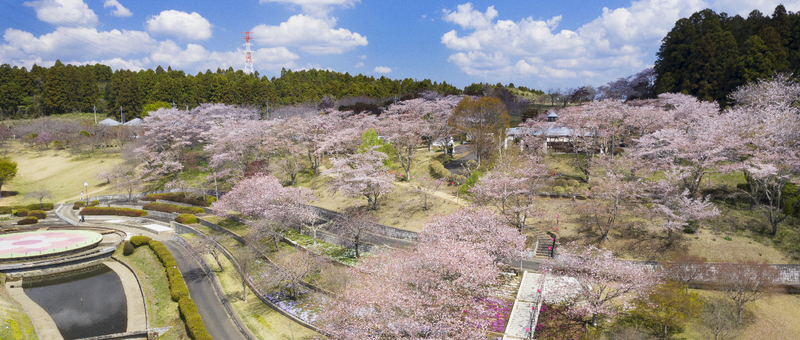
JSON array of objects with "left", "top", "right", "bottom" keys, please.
[
  {"left": 202, "top": 248, "right": 318, "bottom": 340},
  {"left": 113, "top": 245, "right": 188, "bottom": 340},
  {"left": 0, "top": 275, "right": 37, "bottom": 340}
]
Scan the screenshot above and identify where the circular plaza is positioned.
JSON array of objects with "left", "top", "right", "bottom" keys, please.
[{"left": 0, "top": 230, "right": 104, "bottom": 260}]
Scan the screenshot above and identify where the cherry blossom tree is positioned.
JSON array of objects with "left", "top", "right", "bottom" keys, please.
[
  {"left": 259, "top": 250, "right": 322, "bottom": 300},
  {"left": 543, "top": 243, "right": 660, "bottom": 327},
  {"left": 317, "top": 208, "right": 524, "bottom": 339},
  {"left": 111, "top": 163, "right": 142, "bottom": 202},
  {"left": 332, "top": 208, "right": 378, "bottom": 259},
  {"left": 471, "top": 152, "right": 548, "bottom": 230},
  {"left": 382, "top": 94, "right": 462, "bottom": 152},
  {"left": 648, "top": 168, "right": 720, "bottom": 240},
  {"left": 378, "top": 112, "right": 425, "bottom": 181},
  {"left": 213, "top": 174, "right": 320, "bottom": 245},
  {"left": 723, "top": 75, "right": 800, "bottom": 236},
  {"left": 576, "top": 155, "right": 646, "bottom": 242},
  {"left": 204, "top": 119, "right": 277, "bottom": 183},
  {"left": 323, "top": 149, "right": 394, "bottom": 210}
]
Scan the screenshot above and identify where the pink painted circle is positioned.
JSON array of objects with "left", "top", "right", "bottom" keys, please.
[{"left": 0, "top": 230, "right": 103, "bottom": 258}]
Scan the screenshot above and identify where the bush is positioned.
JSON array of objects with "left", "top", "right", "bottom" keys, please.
[
  {"left": 458, "top": 171, "right": 483, "bottom": 196},
  {"left": 28, "top": 210, "right": 46, "bottom": 219},
  {"left": 0, "top": 206, "right": 11, "bottom": 214},
  {"left": 90, "top": 200, "right": 100, "bottom": 207},
  {"left": 80, "top": 207, "right": 146, "bottom": 217},
  {"left": 52, "top": 140, "right": 64, "bottom": 150},
  {"left": 554, "top": 178, "right": 568, "bottom": 187},
  {"left": 684, "top": 220, "right": 699, "bottom": 234},
  {"left": 552, "top": 186, "right": 566, "bottom": 194},
  {"left": 175, "top": 214, "right": 198, "bottom": 224},
  {"left": 179, "top": 297, "right": 213, "bottom": 340},
  {"left": 123, "top": 241, "right": 135, "bottom": 256},
  {"left": 26, "top": 203, "right": 54, "bottom": 211},
  {"left": 130, "top": 235, "right": 152, "bottom": 247},
  {"left": 143, "top": 202, "right": 205, "bottom": 214},
  {"left": 142, "top": 193, "right": 211, "bottom": 207},
  {"left": 73, "top": 201, "right": 85, "bottom": 210},
  {"left": 17, "top": 216, "right": 38, "bottom": 225},
  {"left": 567, "top": 179, "right": 580, "bottom": 188},
  {"left": 449, "top": 174, "right": 467, "bottom": 185},
  {"left": 14, "top": 209, "right": 28, "bottom": 217}
]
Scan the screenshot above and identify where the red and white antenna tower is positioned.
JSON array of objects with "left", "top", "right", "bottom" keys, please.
[{"left": 242, "top": 31, "right": 254, "bottom": 75}]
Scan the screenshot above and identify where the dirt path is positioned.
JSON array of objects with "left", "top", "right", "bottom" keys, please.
[{"left": 394, "top": 181, "right": 468, "bottom": 206}]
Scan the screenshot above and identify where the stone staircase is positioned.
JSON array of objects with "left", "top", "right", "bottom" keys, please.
[{"left": 530, "top": 227, "right": 555, "bottom": 258}]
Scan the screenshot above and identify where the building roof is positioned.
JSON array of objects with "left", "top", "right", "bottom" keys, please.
[
  {"left": 124, "top": 118, "right": 142, "bottom": 126},
  {"left": 98, "top": 118, "right": 120, "bottom": 126}
]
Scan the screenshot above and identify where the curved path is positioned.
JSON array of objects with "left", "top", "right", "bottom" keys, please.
[
  {"left": 54, "top": 205, "right": 248, "bottom": 340},
  {"left": 163, "top": 240, "right": 247, "bottom": 340}
]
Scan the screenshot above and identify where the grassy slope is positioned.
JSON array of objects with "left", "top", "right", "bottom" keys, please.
[
  {"left": 680, "top": 290, "right": 800, "bottom": 339},
  {"left": 113, "top": 245, "right": 187, "bottom": 340},
  {"left": 1, "top": 142, "right": 123, "bottom": 205},
  {"left": 0, "top": 276, "right": 37, "bottom": 340}
]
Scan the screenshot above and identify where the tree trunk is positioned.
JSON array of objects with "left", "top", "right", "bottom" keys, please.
[{"left": 243, "top": 279, "right": 247, "bottom": 302}]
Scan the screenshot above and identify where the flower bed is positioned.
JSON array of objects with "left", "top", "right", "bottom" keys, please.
[
  {"left": 80, "top": 207, "right": 146, "bottom": 217},
  {"left": 486, "top": 298, "right": 513, "bottom": 333},
  {"left": 143, "top": 202, "right": 205, "bottom": 214},
  {"left": 533, "top": 304, "right": 585, "bottom": 340}
]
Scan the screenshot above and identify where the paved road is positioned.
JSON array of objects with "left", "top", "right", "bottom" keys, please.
[{"left": 163, "top": 240, "right": 248, "bottom": 340}]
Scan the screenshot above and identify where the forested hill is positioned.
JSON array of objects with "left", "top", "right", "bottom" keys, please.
[
  {"left": 655, "top": 4, "right": 800, "bottom": 106},
  {"left": 0, "top": 61, "right": 462, "bottom": 118}
]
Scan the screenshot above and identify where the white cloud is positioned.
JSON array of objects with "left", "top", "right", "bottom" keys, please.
[
  {"left": 354, "top": 62, "right": 364, "bottom": 68},
  {"left": 146, "top": 10, "right": 212, "bottom": 41},
  {"left": 373, "top": 66, "right": 391, "bottom": 73},
  {"left": 2, "top": 27, "right": 157, "bottom": 62},
  {"left": 103, "top": 0, "right": 132, "bottom": 17},
  {"left": 441, "top": 0, "right": 708, "bottom": 84},
  {"left": 23, "top": 0, "right": 98, "bottom": 27},
  {"left": 442, "top": 3, "right": 498, "bottom": 30},
  {"left": 359, "top": 55, "right": 366, "bottom": 59},
  {"left": 251, "top": 14, "right": 367, "bottom": 54},
  {"left": 150, "top": 40, "right": 298, "bottom": 72},
  {"left": 259, "top": 0, "right": 360, "bottom": 17}
]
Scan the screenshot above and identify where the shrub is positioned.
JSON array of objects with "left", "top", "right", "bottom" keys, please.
[
  {"left": 554, "top": 178, "right": 568, "bottom": 187},
  {"left": 684, "top": 220, "right": 699, "bottom": 234},
  {"left": 205, "top": 195, "right": 217, "bottom": 204},
  {"left": 143, "top": 202, "right": 204, "bottom": 214},
  {"left": 14, "top": 209, "right": 28, "bottom": 217},
  {"left": 123, "top": 241, "right": 135, "bottom": 256},
  {"left": 52, "top": 140, "right": 64, "bottom": 150},
  {"left": 130, "top": 235, "right": 152, "bottom": 247},
  {"left": 0, "top": 206, "right": 11, "bottom": 214},
  {"left": 175, "top": 214, "right": 198, "bottom": 224},
  {"left": 552, "top": 186, "right": 566, "bottom": 194},
  {"left": 458, "top": 171, "right": 482, "bottom": 196},
  {"left": 142, "top": 193, "right": 211, "bottom": 207},
  {"left": 80, "top": 207, "right": 146, "bottom": 217},
  {"left": 28, "top": 210, "right": 46, "bottom": 219},
  {"left": 449, "top": 174, "right": 467, "bottom": 185},
  {"left": 179, "top": 297, "right": 213, "bottom": 340},
  {"left": 567, "top": 179, "right": 580, "bottom": 188},
  {"left": 17, "top": 216, "right": 38, "bottom": 225},
  {"left": 26, "top": 203, "right": 54, "bottom": 211},
  {"left": 565, "top": 187, "right": 575, "bottom": 193},
  {"left": 73, "top": 201, "right": 85, "bottom": 210},
  {"left": 90, "top": 200, "right": 100, "bottom": 207}
]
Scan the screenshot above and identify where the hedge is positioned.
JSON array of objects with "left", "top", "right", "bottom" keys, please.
[
  {"left": 175, "top": 214, "right": 198, "bottom": 224},
  {"left": 143, "top": 202, "right": 205, "bottom": 215},
  {"left": 142, "top": 193, "right": 214, "bottom": 207},
  {"left": 28, "top": 210, "right": 46, "bottom": 219},
  {"left": 17, "top": 216, "right": 38, "bottom": 225},
  {"left": 24, "top": 203, "right": 54, "bottom": 211},
  {"left": 73, "top": 201, "right": 85, "bottom": 210},
  {"left": 90, "top": 200, "right": 100, "bottom": 207},
  {"left": 80, "top": 207, "right": 147, "bottom": 217},
  {"left": 14, "top": 209, "right": 28, "bottom": 217},
  {"left": 0, "top": 206, "right": 11, "bottom": 214},
  {"left": 179, "top": 297, "right": 213, "bottom": 340},
  {"left": 130, "top": 235, "right": 152, "bottom": 247},
  {"left": 429, "top": 160, "right": 452, "bottom": 179}
]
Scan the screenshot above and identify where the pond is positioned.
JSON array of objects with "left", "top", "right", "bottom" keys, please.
[{"left": 23, "top": 264, "right": 127, "bottom": 339}]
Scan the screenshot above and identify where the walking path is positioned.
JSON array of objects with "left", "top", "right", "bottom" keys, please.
[{"left": 54, "top": 206, "right": 249, "bottom": 340}]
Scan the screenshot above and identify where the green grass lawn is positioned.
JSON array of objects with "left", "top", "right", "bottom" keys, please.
[
  {"left": 2, "top": 141, "right": 124, "bottom": 205},
  {"left": 0, "top": 275, "right": 37, "bottom": 340},
  {"left": 114, "top": 245, "right": 188, "bottom": 339}
]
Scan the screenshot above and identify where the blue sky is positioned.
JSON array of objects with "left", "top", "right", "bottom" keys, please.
[{"left": 1, "top": 0, "right": 798, "bottom": 90}]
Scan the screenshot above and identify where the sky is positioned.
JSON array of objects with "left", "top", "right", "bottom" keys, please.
[{"left": 1, "top": 0, "right": 799, "bottom": 90}]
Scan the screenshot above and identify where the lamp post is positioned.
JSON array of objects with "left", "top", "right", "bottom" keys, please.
[{"left": 84, "top": 182, "right": 89, "bottom": 206}]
